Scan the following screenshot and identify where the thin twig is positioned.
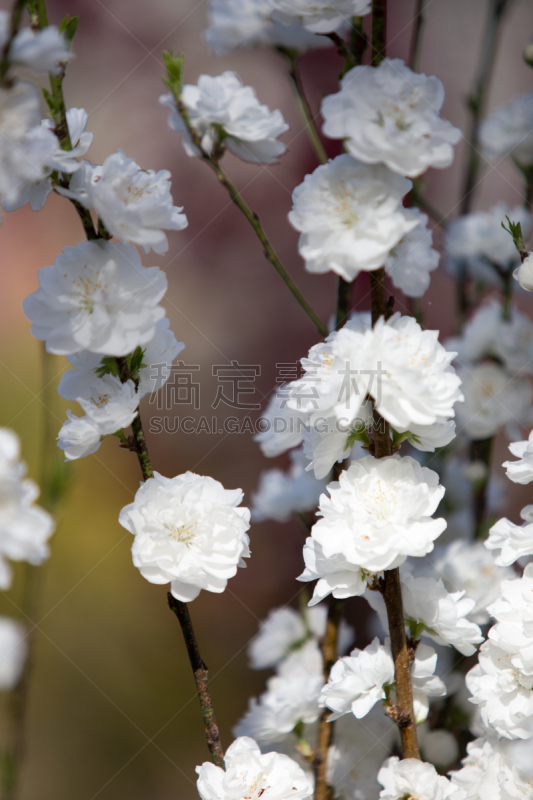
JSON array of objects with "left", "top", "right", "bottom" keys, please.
[
  {"left": 167, "top": 595, "right": 225, "bottom": 768},
  {"left": 0, "top": 0, "right": 26, "bottom": 84},
  {"left": 408, "top": 0, "right": 426, "bottom": 73},
  {"left": 313, "top": 598, "right": 342, "bottom": 800},
  {"left": 167, "top": 90, "right": 328, "bottom": 337},
  {"left": 282, "top": 51, "right": 327, "bottom": 165}
]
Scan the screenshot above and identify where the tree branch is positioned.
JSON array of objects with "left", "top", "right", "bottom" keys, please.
[{"left": 167, "top": 595, "right": 225, "bottom": 768}]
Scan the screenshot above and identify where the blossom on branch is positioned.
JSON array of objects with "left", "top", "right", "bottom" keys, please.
[
  {"left": 377, "top": 757, "right": 456, "bottom": 800},
  {"left": 0, "top": 429, "right": 54, "bottom": 589},
  {"left": 204, "top": 0, "right": 333, "bottom": 53},
  {"left": 384, "top": 208, "right": 440, "bottom": 298},
  {"left": 299, "top": 455, "right": 446, "bottom": 604},
  {"left": 196, "top": 736, "right": 313, "bottom": 800},
  {"left": 480, "top": 92, "right": 533, "bottom": 169},
  {"left": 288, "top": 155, "right": 417, "bottom": 280},
  {"left": 0, "top": 13, "right": 70, "bottom": 74},
  {"left": 160, "top": 71, "right": 288, "bottom": 163},
  {"left": 321, "top": 59, "right": 461, "bottom": 178},
  {"left": 58, "top": 151, "right": 188, "bottom": 254},
  {"left": 23, "top": 240, "right": 167, "bottom": 356},
  {"left": 267, "top": 0, "right": 371, "bottom": 34},
  {"left": 119, "top": 472, "right": 251, "bottom": 602}
]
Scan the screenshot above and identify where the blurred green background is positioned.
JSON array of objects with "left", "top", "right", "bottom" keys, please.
[{"left": 0, "top": 0, "right": 532, "bottom": 797}]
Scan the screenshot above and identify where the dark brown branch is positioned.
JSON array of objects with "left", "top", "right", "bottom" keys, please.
[
  {"left": 313, "top": 598, "right": 342, "bottom": 800},
  {"left": 370, "top": 266, "right": 420, "bottom": 760},
  {"left": 167, "top": 594, "right": 225, "bottom": 768}
]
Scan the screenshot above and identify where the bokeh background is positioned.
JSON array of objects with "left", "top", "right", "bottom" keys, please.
[{"left": 0, "top": 0, "right": 532, "bottom": 797}]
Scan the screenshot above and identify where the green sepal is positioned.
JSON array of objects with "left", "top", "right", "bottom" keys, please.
[
  {"left": 95, "top": 356, "right": 120, "bottom": 379},
  {"left": 344, "top": 423, "right": 370, "bottom": 452}
]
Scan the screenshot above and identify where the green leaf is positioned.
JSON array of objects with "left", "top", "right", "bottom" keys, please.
[
  {"left": 501, "top": 215, "right": 526, "bottom": 256},
  {"left": 128, "top": 346, "right": 146, "bottom": 378},
  {"left": 391, "top": 428, "right": 422, "bottom": 449},
  {"left": 344, "top": 423, "right": 369, "bottom": 452},
  {"left": 163, "top": 51, "right": 184, "bottom": 98},
  {"left": 95, "top": 356, "right": 120, "bottom": 379},
  {"left": 59, "top": 14, "right": 79, "bottom": 47}
]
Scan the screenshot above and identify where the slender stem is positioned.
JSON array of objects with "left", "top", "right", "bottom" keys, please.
[
  {"left": 408, "top": 0, "right": 426, "bottom": 72},
  {"left": 0, "top": 0, "right": 27, "bottom": 84},
  {"left": 325, "top": 32, "right": 356, "bottom": 72},
  {"left": 166, "top": 91, "right": 327, "bottom": 337},
  {"left": 371, "top": 0, "right": 387, "bottom": 67},
  {"left": 167, "top": 595, "right": 225, "bottom": 768},
  {"left": 410, "top": 184, "right": 449, "bottom": 230},
  {"left": 212, "top": 162, "right": 327, "bottom": 337},
  {"left": 350, "top": 17, "right": 368, "bottom": 66},
  {"left": 471, "top": 436, "right": 494, "bottom": 540},
  {"left": 115, "top": 355, "right": 223, "bottom": 763},
  {"left": 284, "top": 53, "right": 327, "bottom": 165},
  {"left": 313, "top": 598, "right": 342, "bottom": 800},
  {"left": 460, "top": 0, "right": 512, "bottom": 216},
  {"left": 335, "top": 277, "right": 352, "bottom": 329},
  {"left": 371, "top": 267, "right": 420, "bottom": 760}
]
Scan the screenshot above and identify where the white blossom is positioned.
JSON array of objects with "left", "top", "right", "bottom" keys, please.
[
  {"left": 234, "top": 640, "right": 324, "bottom": 744},
  {"left": 160, "top": 71, "right": 288, "bottom": 164},
  {"left": 57, "top": 375, "right": 139, "bottom": 461},
  {"left": 486, "top": 506, "right": 533, "bottom": 567},
  {"left": 466, "top": 638, "right": 533, "bottom": 740},
  {"left": 58, "top": 318, "right": 184, "bottom": 401},
  {"left": 196, "top": 737, "right": 313, "bottom": 800},
  {"left": 0, "top": 81, "right": 59, "bottom": 209},
  {"left": 204, "top": 0, "right": 332, "bottom": 53},
  {"left": 58, "top": 151, "right": 188, "bottom": 254},
  {"left": 449, "top": 738, "right": 508, "bottom": 800},
  {"left": 514, "top": 253, "right": 533, "bottom": 292},
  {"left": 2, "top": 107, "right": 93, "bottom": 213},
  {"left": 247, "top": 604, "right": 354, "bottom": 670},
  {"left": 56, "top": 411, "right": 103, "bottom": 462},
  {"left": 0, "top": 429, "right": 55, "bottom": 589},
  {"left": 445, "top": 204, "right": 531, "bottom": 282},
  {"left": 23, "top": 240, "right": 167, "bottom": 356},
  {"left": 299, "top": 455, "right": 446, "bottom": 605},
  {"left": 411, "top": 644, "right": 447, "bottom": 723},
  {"left": 402, "top": 575, "right": 483, "bottom": 656},
  {"left": 287, "top": 313, "right": 462, "bottom": 443},
  {"left": 300, "top": 410, "right": 373, "bottom": 481},
  {"left": 118, "top": 471, "right": 250, "bottom": 602},
  {"left": 254, "top": 384, "right": 307, "bottom": 458},
  {"left": 288, "top": 155, "right": 417, "bottom": 280},
  {"left": 504, "top": 431, "right": 533, "bottom": 485},
  {"left": 377, "top": 756, "right": 456, "bottom": 800},
  {"left": 321, "top": 59, "right": 461, "bottom": 178},
  {"left": 0, "top": 618, "right": 27, "bottom": 690},
  {"left": 298, "top": 535, "right": 367, "bottom": 606},
  {"left": 251, "top": 448, "right": 326, "bottom": 523},
  {"left": 0, "top": 13, "right": 70, "bottom": 74},
  {"left": 455, "top": 363, "right": 532, "bottom": 441},
  {"left": 480, "top": 92, "right": 533, "bottom": 169},
  {"left": 326, "top": 709, "right": 397, "bottom": 800},
  {"left": 432, "top": 540, "right": 515, "bottom": 625},
  {"left": 268, "top": 0, "right": 370, "bottom": 34},
  {"left": 446, "top": 301, "right": 533, "bottom": 376},
  {"left": 319, "top": 637, "right": 394, "bottom": 720},
  {"left": 385, "top": 209, "right": 440, "bottom": 297}
]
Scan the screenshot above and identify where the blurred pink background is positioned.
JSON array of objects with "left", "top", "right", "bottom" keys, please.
[{"left": 0, "top": 0, "right": 532, "bottom": 797}]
